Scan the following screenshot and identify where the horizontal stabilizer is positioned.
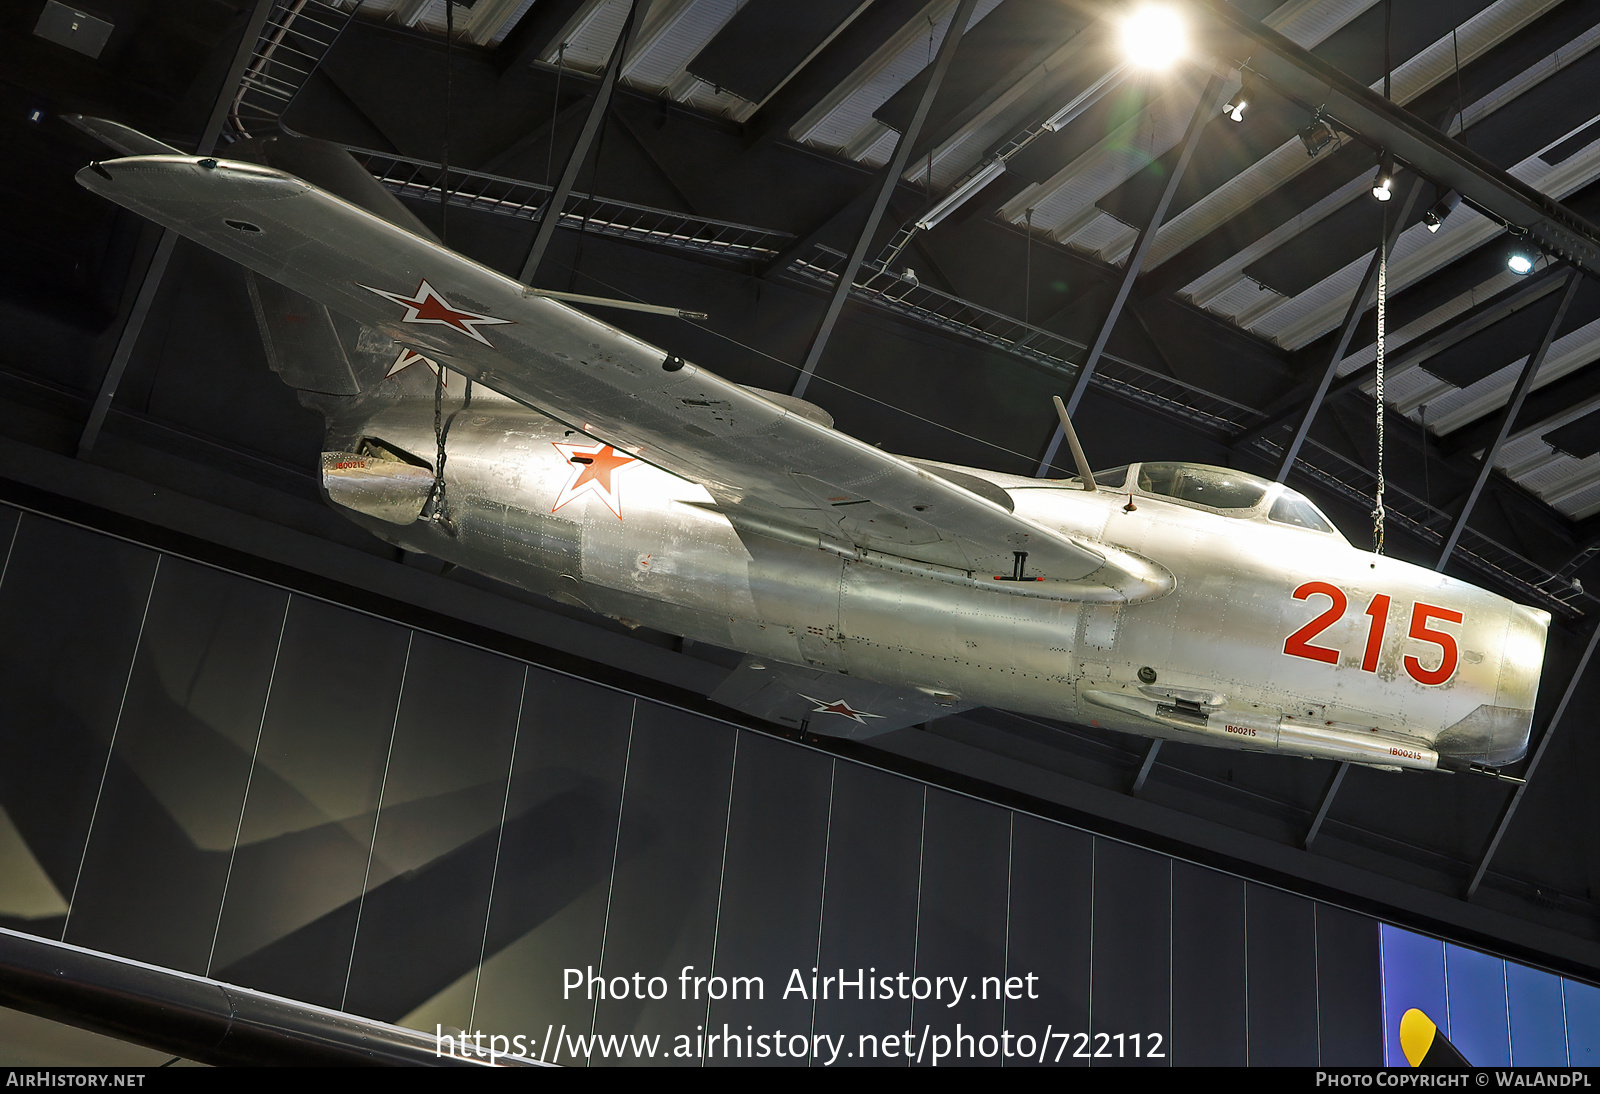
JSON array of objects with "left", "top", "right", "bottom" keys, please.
[{"left": 709, "top": 657, "right": 975, "bottom": 739}]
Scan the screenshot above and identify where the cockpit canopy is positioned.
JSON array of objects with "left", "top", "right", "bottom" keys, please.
[{"left": 1082, "top": 462, "right": 1343, "bottom": 538}]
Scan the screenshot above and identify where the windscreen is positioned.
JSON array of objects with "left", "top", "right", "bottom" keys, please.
[{"left": 1135, "top": 463, "right": 1269, "bottom": 511}]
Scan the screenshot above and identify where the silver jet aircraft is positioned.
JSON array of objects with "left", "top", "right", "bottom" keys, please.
[{"left": 73, "top": 123, "right": 1549, "bottom": 774}]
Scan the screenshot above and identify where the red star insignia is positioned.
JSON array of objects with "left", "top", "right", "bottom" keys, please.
[
  {"left": 359, "top": 279, "right": 512, "bottom": 346},
  {"left": 384, "top": 347, "right": 445, "bottom": 383},
  {"left": 798, "top": 695, "right": 884, "bottom": 724},
  {"left": 552, "top": 442, "right": 638, "bottom": 519}
]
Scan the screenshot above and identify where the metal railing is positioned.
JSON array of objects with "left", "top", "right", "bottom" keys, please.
[
  {"left": 348, "top": 149, "right": 796, "bottom": 264},
  {"left": 230, "top": 0, "right": 360, "bottom": 139},
  {"left": 788, "top": 244, "right": 1261, "bottom": 439}
]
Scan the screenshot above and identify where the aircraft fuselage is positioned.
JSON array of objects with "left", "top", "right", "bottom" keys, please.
[{"left": 326, "top": 394, "right": 1547, "bottom": 772}]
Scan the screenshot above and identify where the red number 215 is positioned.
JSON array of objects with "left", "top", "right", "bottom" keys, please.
[{"left": 1284, "top": 582, "right": 1461, "bottom": 685}]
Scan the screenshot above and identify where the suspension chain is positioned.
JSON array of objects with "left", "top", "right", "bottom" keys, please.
[
  {"left": 1372, "top": 225, "right": 1387, "bottom": 557},
  {"left": 432, "top": 363, "right": 452, "bottom": 530}
]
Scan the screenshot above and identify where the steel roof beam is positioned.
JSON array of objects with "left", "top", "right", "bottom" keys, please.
[
  {"left": 1468, "top": 619, "right": 1600, "bottom": 899},
  {"left": 1302, "top": 762, "right": 1348, "bottom": 849},
  {"left": 1035, "top": 74, "right": 1226, "bottom": 476},
  {"left": 1437, "top": 271, "right": 1583, "bottom": 569},
  {"left": 1130, "top": 739, "right": 1162, "bottom": 795},
  {"left": 78, "top": 0, "right": 278, "bottom": 460},
  {"left": 519, "top": 0, "right": 650, "bottom": 285},
  {"left": 792, "top": 0, "right": 980, "bottom": 399},
  {"left": 1189, "top": 0, "right": 1600, "bottom": 276}
]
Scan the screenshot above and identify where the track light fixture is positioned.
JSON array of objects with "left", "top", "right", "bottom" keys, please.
[
  {"left": 1297, "top": 116, "right": 1336, "bottom": 158},
  {"left": 1223, "top": 72, "right": 1253, "bottom": 123},
  {"left": 1371, "top": 153, "right": 1394, "bottom": 202},
  {"left": 1423, "top": 189, "right": 1461, "bottom": 233},
  {"left": 915, "top": 158, "right": 1006, "bottom": 231}
]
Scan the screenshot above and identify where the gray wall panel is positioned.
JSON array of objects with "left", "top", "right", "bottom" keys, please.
[
  {"left": 0, "top": 506, "right": 19, "bottom": 575},
  {"left": 1005, "top": 812, "right": 1093, "bottom": 1068},
  {"left": 209, "top": 596, "right": 412, "bottom": 1009},
  {"left": 63, "top": 558, "right": 288, "bottom": 972},
  {"left": 1090, "top": 839, "right": 1171, "bottom": 1066},
  {"left": 0, "top": 509, "right": 1405, "bottom": 1066},
  {"left": 0, "top": 515, "right": 158, "bottom": 939},
  {"left": 343, "top": 633, "right": 525, "bottom": 1025},
  {"left": 1316, "top": 902, "right": 1383, "bottom": 1065},
  {"left": 467, "top": 671, "right": 634, "bottom": 1046},
  {"left": 1171, "top": 860, "right": 1246, "bottom": 1065},
  {"left": 1246, "top": 882, "right": 1320, "bottom": 1066},
  {"left": 912, "top": 789, "right": 1010, "bottom": 1067},
  {"left": 705, "top": 734, "right": 832, "bottom": 1066},
  {"left": 812, "top": 763, "right": 924, "bottom": 1066},
  {"left": 590, "top": 703, "right": 737, "bottom": 1065}
]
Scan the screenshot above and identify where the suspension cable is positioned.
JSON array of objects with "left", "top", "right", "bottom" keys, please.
[{"left": 1373, "top": 213, "right": 1387, "bottom": 556}]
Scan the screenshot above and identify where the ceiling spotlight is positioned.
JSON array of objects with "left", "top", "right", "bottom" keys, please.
[
  {"left": 1423, "top": 189, "right": 1461, "bottom": 233},
  {"left": 1507, "top": 248, "right": 1537, "bottom": 275},
  {"left": 1372, "top": 153, "right": 1394, "bottom": 202},
  {"left": 1120, "top": 5, "right": 1186, "bottom": 70},
  {"left": 1223, "top": 71, "right": 1254, "bottom": 123},
  {"left": 1297, "top": 117, "right": 1336, "bottom": 158}
]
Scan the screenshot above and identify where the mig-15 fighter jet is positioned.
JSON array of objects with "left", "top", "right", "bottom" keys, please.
[{"left": 73, "top": 121, "right": 1548, "bottom": 775}]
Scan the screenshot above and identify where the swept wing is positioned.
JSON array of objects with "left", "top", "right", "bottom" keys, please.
[{"left": 77, "top": 153, "right": 1167, "bottom": 600}]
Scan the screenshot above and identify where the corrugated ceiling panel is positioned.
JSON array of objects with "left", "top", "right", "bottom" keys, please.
[
  {"left": 1554, "top": 471, "right": 1600, "bottom": 517},
  {"left": 798, "top": 0, "right": 1002, "bottom": 155},
  {"left": 1422, "top": 318, "right": 1600, "bottom": 428},
  {"left": 1198, "top": 278, "right": 1268, "bottom": 321},
  {"left": 688, "top": 0, "right": 868, "bottom": 105},
  {"left": 1062, "top": 210, "right": 1136, "bottom": 255},
  {"left": 1495, "top": 433, "right": 1554, "bottom": 472},
  {"left": 1518, "top": 450, "right": 1582, "bottom": 490},
  {"left": 547, "top": 0, "right": 631, "bottom": 71},
  {"left": 623, "top": 0, "right": 742, "bottom": 92},
  {"left": 856, "top": 127, "right": 899, "bottom": 168}
]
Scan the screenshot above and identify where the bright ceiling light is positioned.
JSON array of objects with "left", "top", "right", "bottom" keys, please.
[
  {"left": 1120, "top": 5, "right": 1186, "bottom": 70},
  {"left": 1507, "top": 249, "right": 1536, "bottom": 275},
  {"left": 1223, "top": 72, "right": 1254, "bottom": 123},
  {"left": 1371, "top": 152, "right": 1394, "bottom": 202}
]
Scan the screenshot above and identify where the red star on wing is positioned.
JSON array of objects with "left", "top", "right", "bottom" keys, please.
[
  {"left": 384, "top": 347, "right": 445, "bottom": 383},
  {"left": 798, "top": 695, "right": 884, "bottom": 724},
  {"left": 359, "top": 279, "right": 512, "bottom": 346},
  {"left": 552, "top": 442, "right": 639, "bottom": 519}
]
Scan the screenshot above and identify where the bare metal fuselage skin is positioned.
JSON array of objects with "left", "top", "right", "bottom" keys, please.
[
  {"left": 65, "top": 140, "right": 1548, "bottom": 773},
  {"left": 326, "top": 389, "right": 1547, "bottom": 772}
]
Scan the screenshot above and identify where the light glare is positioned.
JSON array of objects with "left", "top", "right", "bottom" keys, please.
[
  {"left": 1121, "top": 6, "right": 1186, "bottom": 69},
  {"left": 1508, "top": 252, "right": 1534, "bottom": 275}
]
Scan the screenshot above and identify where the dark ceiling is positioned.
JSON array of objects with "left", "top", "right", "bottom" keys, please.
[{"left": 7, "top": 0, "right": 1600, "bottom": 981}]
